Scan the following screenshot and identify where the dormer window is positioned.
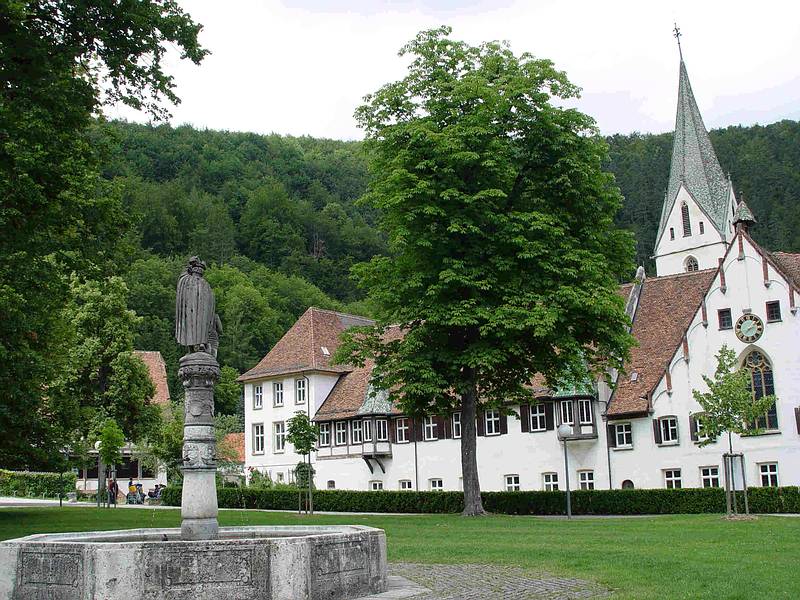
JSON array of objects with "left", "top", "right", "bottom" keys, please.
[
  {"left": 685, "top": 256, "right": 698, "bottom": 272},
  {"left": 681, "top": 202, "right": 692, "bottom": 236}
]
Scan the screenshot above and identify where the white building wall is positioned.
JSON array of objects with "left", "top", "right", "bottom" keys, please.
[
  {"left": 244, "top": 371, "right": 340, "bottom": 484},
  {"left": 252, "top": 401, "right": 612, "bottom": 493},
  {"left": 611, "top": 235, "right": 800, "bottom": 489},
  {"left": 654, "top": 186, "right": 729, "bottom": 276}
]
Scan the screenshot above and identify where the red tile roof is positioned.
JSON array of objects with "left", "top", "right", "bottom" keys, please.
[
  {"left": 221, "top": 432, "right": 245, "bottom": 463},
  {"left": 133, "top": 351, "right": 170, "bottom": 406},
  {"left": 607, "top": 269, "right": 717, "bottom": 417},
  {"left": 238, "top": 307, "right": 374, "bottom": 382},
  {"left": 770, "top": 251, "right": 800, "bottom": 289}
]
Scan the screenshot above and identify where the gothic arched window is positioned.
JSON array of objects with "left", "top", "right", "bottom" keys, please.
[
  {"left": 685, "top": 256, "right": 699, "bottom": 272},
  {"left": 744, "top": 350, "right": 778, "bottom": 430},
  {"left": 681, "top": 202, "right": 692, "bottom": 236}
]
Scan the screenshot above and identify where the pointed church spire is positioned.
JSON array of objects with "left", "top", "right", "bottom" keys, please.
[
  {"left": 733, "top": 199, "right": 757, "bottom": 231},
  {"left": 655, "top": 51, "right": 730, "bottom": 247}
]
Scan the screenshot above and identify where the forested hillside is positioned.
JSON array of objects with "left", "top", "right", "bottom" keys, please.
[{"left": 102, "top": 118, "right": 800, "bottom": 399}]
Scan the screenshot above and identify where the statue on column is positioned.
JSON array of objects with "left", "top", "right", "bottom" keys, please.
[{"left": 175, "top": 256, "right": 222, "bottom": 356}]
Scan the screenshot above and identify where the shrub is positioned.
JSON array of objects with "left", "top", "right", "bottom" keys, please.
[
  {"left": 160, "top": 485, "right": 800, "bottom": 515},
  {"left": 0, "top": 470, "right": 77, "bottom": 498}
]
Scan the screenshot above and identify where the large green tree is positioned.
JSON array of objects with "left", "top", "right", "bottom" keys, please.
[
  {"left": 338, "top": 28, "right": 635, "bottom": 515},
  {"left": 0, "top": 0, "right": 206, "bottom": 467}
]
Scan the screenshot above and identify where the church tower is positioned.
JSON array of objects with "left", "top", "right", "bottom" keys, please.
[{"left": 653, "top": 51, "right": 737, "bottom": 276}]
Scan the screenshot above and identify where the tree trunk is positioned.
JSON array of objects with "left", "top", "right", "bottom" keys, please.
[{"left": 460, "top": 378, "right": 486, "bottom": 516}]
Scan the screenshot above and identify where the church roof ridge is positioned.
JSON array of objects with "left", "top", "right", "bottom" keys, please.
[{"left": 656, "top": 59, "right": 730, "bottom": 247}]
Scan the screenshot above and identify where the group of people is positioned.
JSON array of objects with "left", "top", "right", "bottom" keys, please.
[{"left": 104, "top": 478, "right": 164, "bottom": 505}]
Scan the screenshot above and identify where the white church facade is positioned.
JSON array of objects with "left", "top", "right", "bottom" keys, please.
[{"left": 240, "top": 56, "right": 800, "bottom": 494}]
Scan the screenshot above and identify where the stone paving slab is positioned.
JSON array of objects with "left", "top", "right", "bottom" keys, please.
[{"left": 374, "top": 563, "right": 611, "bottom": 600}]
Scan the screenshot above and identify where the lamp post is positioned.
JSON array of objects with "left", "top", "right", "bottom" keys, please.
[
  {"left": 94, "top": 440, "right": 103, "bottom": 509},
  {"left": 557, "top": 423, "right": 573, "bottom": 519}
]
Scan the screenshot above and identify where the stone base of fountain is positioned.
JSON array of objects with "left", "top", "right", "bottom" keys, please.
[{"left": 0, "top": 525, "right": 387, "bottom": 600}]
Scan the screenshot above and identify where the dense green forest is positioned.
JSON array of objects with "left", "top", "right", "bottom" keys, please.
[{"left": 99, "top": 118, "right": 799, "bottom": 403}]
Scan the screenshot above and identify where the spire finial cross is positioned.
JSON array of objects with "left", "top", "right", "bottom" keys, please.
[{"left": 673, "top": 23, "right": 683, "bottom": 60}]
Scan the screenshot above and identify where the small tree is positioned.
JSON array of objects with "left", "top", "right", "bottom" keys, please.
[
  {"left": 692, "top": 345, "right": 776, "bottom": 513},
  {"left": 287, "top": 411, "right": 319, "bottom": 514},
  {"left": 96, "top": 419, "right": 125, "bottom": 507}
]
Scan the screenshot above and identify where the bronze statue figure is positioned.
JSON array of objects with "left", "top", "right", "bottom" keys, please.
[{"left": 175, "top": 256, "right": 221, "bottom": 355}]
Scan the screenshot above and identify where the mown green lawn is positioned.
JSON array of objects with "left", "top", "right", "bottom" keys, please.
[{"left": 1, "top": 507, "right": 797, "bottom": 599}]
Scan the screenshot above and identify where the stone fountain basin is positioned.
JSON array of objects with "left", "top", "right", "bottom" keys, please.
[{"left": 0, "top": 525, "right": 387, "bottom": 600}]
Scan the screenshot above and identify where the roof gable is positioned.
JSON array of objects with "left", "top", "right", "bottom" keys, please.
[
  {"left": 607, "top": 268, "right": 717, "bottom": 416},
  {"left": 133, "top": 351, "right": 170, "bottom": 406},
  {"left": 239, "top": 307, "right": 374, "bottom": 382}
]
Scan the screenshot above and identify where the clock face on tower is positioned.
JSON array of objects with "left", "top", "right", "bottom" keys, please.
[{"left": 735, "top": 314, "right": 764, "bottom": 343}]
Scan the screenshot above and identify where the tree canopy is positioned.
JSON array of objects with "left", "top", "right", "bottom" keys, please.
[{"left": 338, "top": 27, "right": 635, "bottom": 515}]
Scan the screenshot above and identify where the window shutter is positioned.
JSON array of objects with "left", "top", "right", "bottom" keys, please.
[
  {"left": 795, "top": 407, "right": 800, "bottom": 434},
  {"left": 544, "top": 402, "right": 555, "bottom": 431},
  {"left": 476, "top": 411, "right": 485, "bottom": 436},
  {"left": 500, "top": 412, "right": 508, "bottom": 435},
  {"left": 653, "top": 419, "right": 662, "bottom": 444},
  {"left": 388, "top": 418, "right": 396, "bottom": 443},
  {"left": 607, "top": 423, "right": 617, "bottom": 448},
  {"left": 520, "top": 405, "right": 530, "bottom": 433},
  {"left": 435, "top": 415, "right": 445, "bottom": 439},
  {"left": 415, "top": 418, "right": 424, "bottom": 442},
  {"left": 689, "top": 415, "right": 698, "bottom": 442},
  {"left": 442, "top": 415, "right": 451, "bottom": 439}
]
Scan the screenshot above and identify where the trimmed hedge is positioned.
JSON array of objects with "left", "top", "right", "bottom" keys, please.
[
  {"left": 0, "top": 469, "right": 77, "bottom": 498},
  {"left": 161, "top": 485, "right": 800, "bottom": 515}
]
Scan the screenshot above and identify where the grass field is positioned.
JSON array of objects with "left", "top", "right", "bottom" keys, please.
[{"left": 1, "top": 507, "right": 797, "bottom": 599}]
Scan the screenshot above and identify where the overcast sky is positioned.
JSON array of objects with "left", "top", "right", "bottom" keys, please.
[{"left": 107, "top": 0, "right": 800, "bottom": 140}]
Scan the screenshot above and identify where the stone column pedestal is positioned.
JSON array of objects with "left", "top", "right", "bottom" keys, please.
[{"left": 178, "top": 351, "right": 220, "bottom": 540}]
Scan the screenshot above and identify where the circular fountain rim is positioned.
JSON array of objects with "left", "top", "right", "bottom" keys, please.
[{"left": 1, "top": 524, "right": 382, "bottom": 546}]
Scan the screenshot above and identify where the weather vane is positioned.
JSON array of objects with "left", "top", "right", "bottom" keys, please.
[{"left": 673, "top": 22, "right": 683, "bottom": 60}]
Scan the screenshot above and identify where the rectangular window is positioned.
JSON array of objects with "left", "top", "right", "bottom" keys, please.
[
  {"left": 423, "top": 416, "right": 438, "bottom": 440},
  {"left": 429, "top": 478, "right": 443, "bottom": 491},
  {"left": 395, "top": 418, "right": 409, "bottom": 443},
  {"left": 351, "top": 420, "right": 363, "bottom": 444},
  {"left": 273, "top": 382, "right": 284, "bottom": 407},
  {"left": 505, "top": 474, "right": 520, "bottom": 491},
  {"left": 659, "top": 417, "right": 679, "bottom": 444},
  {"left": 370, "top": 480, "right": 383, "bottom": 491},
  {"left": 273, "top": 422, "right": 286, "bottom": 453},
  {"left": 318, "top": 422, "right": 330, "bottom": 447},
  {"left": 295, "top": 379, "right": 307, "bottom": 405},
  {"left": 399, "top": 479, "right": 413, "bottom": 491},
  {"left": 335, "top": 421, "right": 348, "bottom": 446},
  {"left": 252, "top": 423, "right": 264, "bottom": 454},
  {"left": 718, "top": 308, "right": 733, "bottom": 330},
  {"left": 760, "top": 463, "right": 778, "bottom": 487},
  {"left": 452, "top": 412, "right": 462, "bottom": 439},
  {"left": 254, "top": 385, "right": 263, "bottom": 409},
  {"left": 530, "top": 403, "right": 547, "bottom": 431},
  {"left": 543, "top": 472, "right": 559, "bottom": 491},
  {"left": 560, "top": 400, "right": 574, "bottom": 425},
  {"left": 363, "top": 419, "right": 372, "bottom": 442},
  {"left": 664, "top": 469, "right": 682, "bottom": 489},
  {"left": 579, "top": 470, "right": 594, "bottom": 490},
  {"left": 485, "top": 410, "right": 501, "bottom": 435},
  {"left": 615, "top": 423, "right": 633, "bottom": 448},
  {"left": 376, "top": 418, "right": 388, "bottom": 441},
  {"left": 700, "top": 466, "right": 719, "bottom": 488},
  {"left": 766, "top": 301, "right": 782, "bottom": 323},
  {"left": 699, "top": 221, "right": 705, "bottom": 234},
  {"left": 579, "top": 399, "right": 593, "bottom": 425}
]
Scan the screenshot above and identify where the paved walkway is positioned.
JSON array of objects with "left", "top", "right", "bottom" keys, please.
[{"left": 362, "top": 564, "right": 610, "bottom": 599}]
